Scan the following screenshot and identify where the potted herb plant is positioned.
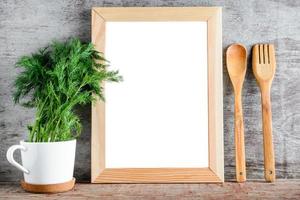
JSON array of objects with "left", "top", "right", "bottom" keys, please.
[{"left": 6, "top": 38, "right": 122, "bottom": 192}]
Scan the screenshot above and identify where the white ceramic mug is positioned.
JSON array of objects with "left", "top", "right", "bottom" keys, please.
[{"left": 6, "top": 140, "right": 76, "bottom": 185}]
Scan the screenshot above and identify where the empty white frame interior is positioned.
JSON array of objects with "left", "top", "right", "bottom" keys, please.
[{"left": 105, "top": 22, "right": 208, "bottom": 168}]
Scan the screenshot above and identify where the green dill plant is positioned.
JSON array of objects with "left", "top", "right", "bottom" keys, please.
[{"left": 13, "top": 38, "right": 122, "bottom": 142}]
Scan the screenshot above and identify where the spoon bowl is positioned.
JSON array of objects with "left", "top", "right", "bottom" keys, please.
[{"left": 226, "top": 44, "right": 247, "bottom": 89}]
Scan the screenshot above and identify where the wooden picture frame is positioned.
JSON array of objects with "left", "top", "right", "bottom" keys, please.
[{"left": 91, "top": 7, "right": 223, "bottom": 183}]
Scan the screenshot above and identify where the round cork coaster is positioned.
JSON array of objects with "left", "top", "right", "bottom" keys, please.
[{"left": 20, "top": 178, "right": 75, "bottom": 193}]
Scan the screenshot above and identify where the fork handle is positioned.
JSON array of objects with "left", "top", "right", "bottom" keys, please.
[
  {"left": 261, "top": 86, "right": 276, "bottom": 182},
  {"left": 234, "top": 92, "right": 246, "bottom": 182}
]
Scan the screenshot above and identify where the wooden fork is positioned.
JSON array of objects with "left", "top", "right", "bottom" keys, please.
[{"left": 252, "top": 44, "right": 276, "bottom": 182}]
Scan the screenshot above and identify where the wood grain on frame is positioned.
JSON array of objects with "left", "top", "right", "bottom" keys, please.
[
  {"left": 91, "top": 9, "right": 106, "bottom": 182},
  {"left": 207, "top": 8, "right": 224, "bottom": 181},
  {"left": 95, "top": 168, "right": 221, "bottom": 183},
  {"left": 93, "top": 7, "right": 220, "bottom": 21},
  {"left": 91, "top": 7, "right": 223, "bottom": 183}
]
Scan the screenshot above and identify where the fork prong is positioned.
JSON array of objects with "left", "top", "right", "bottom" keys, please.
[
  {"left": 268, "top": 44, "right": 276, "bottom": 65},
  {"left": 253, "top": 44, "right": 259, "bottom": 65},
  {"left": 264, "top": 44, "right": 269, "bottom": 64},
  {"left": 259, "top": 44, "right": 264, "bottom": 64}
]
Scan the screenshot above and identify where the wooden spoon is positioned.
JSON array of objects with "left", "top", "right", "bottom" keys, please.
[
  {"left": 252, "top": 44, "right": 276, "bottom": 182},
  {"left": 226, "top": 43, "right": 247, "bottom": 182}
]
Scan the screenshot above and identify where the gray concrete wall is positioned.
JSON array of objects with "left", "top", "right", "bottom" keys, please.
[{"left": 0, "top": 0, "right": 299, "bottom": 182}]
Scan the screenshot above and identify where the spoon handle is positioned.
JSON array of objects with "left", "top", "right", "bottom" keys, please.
[
  {"left": 261, "top": 86, "right": 276, "bottom": 182},
  {"left": 234, "top": 92, "right": 246, "bottom": 182}
]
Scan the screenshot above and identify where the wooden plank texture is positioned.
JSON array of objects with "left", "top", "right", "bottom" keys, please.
[
  {"left": 0, "top": 0, "right": 300, "bottom": 182},
  {"left": 0, "top": 181, "right": 299, "bottom": 199}
]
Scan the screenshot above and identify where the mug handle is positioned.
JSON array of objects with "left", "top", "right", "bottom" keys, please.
[{"left": 6, "top": 145, "right": 29, "bottom": 174}]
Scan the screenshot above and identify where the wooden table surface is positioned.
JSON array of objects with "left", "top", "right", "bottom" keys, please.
[{"left": 0, "top": 180, "right": 299, "bottom": 199}]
